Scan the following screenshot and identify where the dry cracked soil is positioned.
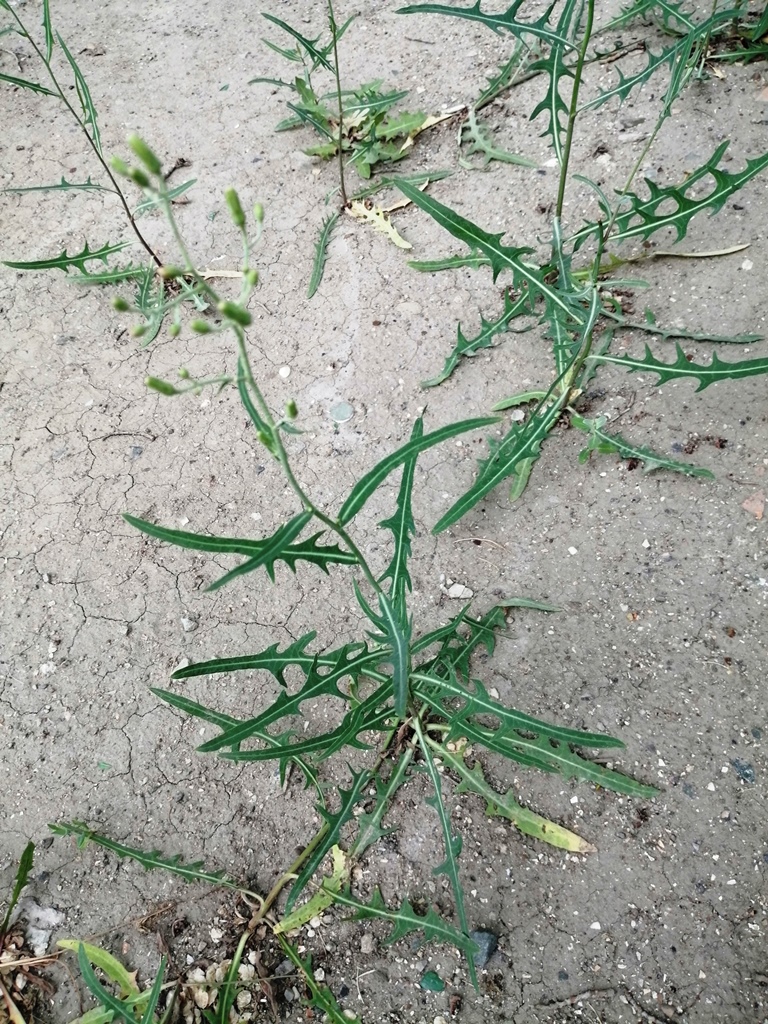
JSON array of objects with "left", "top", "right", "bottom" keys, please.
[{"left": 1, "top": 1, "right": 767, "bottom": 1022}]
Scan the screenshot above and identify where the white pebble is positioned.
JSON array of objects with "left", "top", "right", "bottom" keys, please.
[
  {"left": 590, "top": 921, "right": 601, "bottom": 931},
  {"left": 279, "top": 365, "right": 291, "bottom": 378}
]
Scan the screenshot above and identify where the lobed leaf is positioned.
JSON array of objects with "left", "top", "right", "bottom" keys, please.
[
  {"left": 261, "top": 13, "right": 334, "bottom": 71},
  {"left": 49, "top": 822, "right": 250, "bottom": 892},
  {"left": 527, "top": 0, "right": 581, "bottom": 163},
  {"left": 377, "top": 591, "right": 411, "bottom": 718},
  {"left": 422, "top": 290, "right": 534, "bottom": 387},
  {"left": 331, "top": 887, "right": 479, "bottom": 960},
  {"left": 42, "top": 0, "right": 53, "bottom": 60},
  {"left": 3, "top": 240, "right": 130, "bottom": 273},
  {"left": 408, "top": 251, "right": 490, "bottom": 273},
  {"left": 56, "top": 33, "right": 102, "bottom": 155},
  {"left": 196, "top": 643, "right": 384, "bottom": 753},
  {"left": 591, "top": 342, "right": 768, "bottom": 392},
  {"left": 1, "top": 176, "right": 111, "bottom": 195},
  {"left": 0, "top": 70, "right": 57, "bottom": 96},
  {"left": 397, "top": 1, "right": 576, "bottom": 50},
  {"left": 133, "top": 177, "right": 197, "bottom": 217},
  {"left": 571, "top": 413, "right": 714, "bottom": 477}
]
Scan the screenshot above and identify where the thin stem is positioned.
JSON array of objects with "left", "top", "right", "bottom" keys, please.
[
  {"left": 8, "top": 7, "right": 162, "bottom": 266},
  {"left": 327, "top": 0, "right": 348, "bottom": 206},
  {"left": 554, "top": 0, "right": 595, "bottom": 221}
]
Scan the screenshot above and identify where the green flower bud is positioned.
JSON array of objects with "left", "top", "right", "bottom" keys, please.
[
  {"left": 146, "top": 376, "right": 179, "bottom": 396},
  {"left": 127, "top": 134, "right": 162, "bottom": 176},
  {"left": 112, "top": 296, "right": 130, "bottom": 312},
  {"left": 244, "top": 268, "right": 259, "bottom": 288},
  {"left": 256, "top": 430, "right": 271, "bottom": 446},
  {"left": 285, "top": 399, "right": 298, "bottom": 420},
  {"left": 190, "top": 320, "right": 212, "bottom": 334},
  {"left": 111, "top": 156, "right": 130, "bottom": 176},
  {"left": 253, "top": 202, "right": 265, "bottom": 224},
  {"left": 128, "top": 167, "right": 150, "bottom": 189},
  {"left": 169, "top": 323, "right": 181, "bottom": 338},
  {"left": 178, "top": 367, "right": 190, "bottom": 379},
  {"left": 217, "top": 300, "right": 252, "bottom": 327},
  {"left": 130, "top": 324, "right": 147, "bottom": 338},
  {"left": 159, "top": 265, "right": 185, "bottom": 280},
  {"left": 225, "top": 188, "right": 246, "bottom": 230}
]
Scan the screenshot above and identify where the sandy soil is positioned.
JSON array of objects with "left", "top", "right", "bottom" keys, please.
[{"left": 1, "top": 1, "right": 767, "bottom": 1022}]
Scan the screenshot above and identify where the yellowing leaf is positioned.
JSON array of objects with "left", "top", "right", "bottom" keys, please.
[
  {"left": 57, "top": 940, "right": 138, "bottom": 998},
  {"left": 348, "top": 201, "right": 412, "bottom": 249},
  {"left": 274, "top": 845, "right": 349, "bottom": 934}
]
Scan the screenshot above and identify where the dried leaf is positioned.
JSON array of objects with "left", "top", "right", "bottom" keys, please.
[
  {"left": 348, "top": 201, "right": 412, "bottom": 249},
  {"left": 741, "top": 489, "right": 765, "bottom": 520}
]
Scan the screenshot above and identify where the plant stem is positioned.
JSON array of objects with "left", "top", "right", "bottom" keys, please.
[
  {"left": 7, "top": 7, "right": 161, "bottom": 266},
  {"left": 327, "top": 0, "right": 348, "bottom": 206},
  {"left": 554, "top": 0, "right": 595, "bottom": 222}
]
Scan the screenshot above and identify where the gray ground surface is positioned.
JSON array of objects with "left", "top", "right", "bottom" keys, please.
[{"left": 1, "top": 1, "right": 767, "bottom": 1022}]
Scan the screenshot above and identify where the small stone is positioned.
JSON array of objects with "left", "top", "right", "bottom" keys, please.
[
  {"left": 568, "top": 546, "right": 578, "bottom": 556},
  {"left": 330, "top": 401, "right": 354, "bottom": 423},
  {"left": 236, "top": 991, "right": 252, "bottom": 1009},
  {"left": 314, "top": 968, "right": 325, "bottom": 982},
  {"left": 699, "top": 970, "right": 707, "bottom": 980},
  {"left": 590, "top": 921, "right": 601, "bottom": 931},
  {"left": 279, "top": 365, "right": 291, "bottom": 378},
  {"left": 181, "top": 616, "right": 197, "bottom": 632},
  {"left": 741, "top": 258, "right": 753, "bottom": 271},
  {"left": 360, "top": 933, "right": 375, "bottom": 954},
  {"left": 447, "top": 583, "right": 473, "bottom": 599},
  {"left": 642, "top": 538, "right": 651, "bottom": 549},
  {"left": 730, "top": 758, "right": 755, "bottom": 784},
  {"left": 469, "top": 929, "right": 497, "bottom": 968},
  {"left": 209, "top": 927, "right": 223, "bottom": 943}
]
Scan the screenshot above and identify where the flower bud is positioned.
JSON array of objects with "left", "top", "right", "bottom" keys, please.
[
  {"left": 178, "top": 367, "right": 190, "bottom": 379},
  {"left": 159, "top": 265, "right": 185, "bottom": 280},
  {"left": 253, "top": 202, "right": 264, "bottom": 224},
  {"left": 111, "top": 156, "right": 130, "bottom": 176},
  {"left": 128, "top": 167, "right": 150, "bottom": 189},
  {"left": 146, "top": 376, "right": 179, "bottom": 396},
  {"left": 217, "top": 300, "right": 252, "bottom": 327},
  {"left": 285, "top": 399, "right": 298, "bottom": 420},
  {"left": 244, "top": 268, "right": 259, "bottom": 288},
  {"left": 112, "top": 296, "right": 130, "bottom": 312},
  {"left": 190, "top": 320, "right": 212, "bottom": 334},
  {"left": 256, "top": 430, "right": 272, "bottom": 446},
  {"left": 225, "top": 188, "right": 246, "bottom": 230},
  {"left": 169, "top": 323, "right": 181, "bottom": 338},
  {"left": 127, "top": 134, "right": 162, "bottom": 176},
  {"left": 130, "top": 324, "right": 147, "bottom": 338}
]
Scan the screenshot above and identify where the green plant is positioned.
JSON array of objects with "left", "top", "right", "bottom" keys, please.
[
  {"left": 392, "top": 0, "right": 768, "bottom": 528},
  {"left": 250, "top": 4, "right": 455, "bottom": 295},
  {"left": 0, "top": 0, "right": 203, "bottom": 343},
  {"left": 40, "top": 138, "right": 656, "bottom": 1018}
]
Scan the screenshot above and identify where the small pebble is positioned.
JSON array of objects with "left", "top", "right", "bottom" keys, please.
[
  {"left": 590, "top": 921, "right": 601, "bottom": 931},
  {"left": 331, "top": 401, "right": 354, "bottom": 423},
  {"left": 448, "top": 583, "right": 474, "bottom": 599},
  {"left": 730, "top": 758, "right": 755, "bottom": 784},
  {"left": 568, "top": 546, "right": 578, "bottom": 555},
  {"left": 181, "top": 616, "right": 197, "bottom": 633},
  {"left": 360, "top": 934, "right": 375, "bottom": 954},
  {"left": 469, "top": 930, "right": 497, "bottom": 968},
  {"left": 279, "top": 365, "right": 291, "bottom": 378}
]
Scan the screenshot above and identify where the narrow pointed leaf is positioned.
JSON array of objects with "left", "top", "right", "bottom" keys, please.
[
  {"left": 432, "top": 394, "right": 567, "bottom": 533},
  {"left": 76, "top": 947, "right": 151, "bottom": 1024},
  {"left": 378, "top": 416, "right": 422, "bottom": 613},
  {"left": 3, "top": 240, "right": 130, "bottom": 273},
  {"left": 237, "top": 356, "right": 271, "bottom": 437},
  {"left": 378, "top": 592, "right": 411, "bottom": 718},
  {"left": 276, "top": 937, "right": 358, "bottom": 1024},
  {"left": 287, "top": 768, "right": 374, "bottom": 910},
  {"left": 591, "top": 342, "right": 768, "bottom": 392},
  {"left": 338, "top": 415, "right": 498, "bottom": 524},
  {"left": 601, "top": 305, "right": 762, "bottom": 345},
  {"left": 579, "top": 40, "right": 683, "bottom": 112},
  {"left": 133, "top": 178, "right": 196, "bottom": 217},
  {"left": 1, "top": 841, "right": 34, "bottom": 935},
  {"left": 408, "top": 251, "right": 490, "bottom": 273},
  {"left": 416, "top": 721, "right": 476, "bottom": 987},
  {"left": 56, "top": 33, "right": 101, "bottom": 155},
  {"left": 434, "top": 741, "right": 596, "bottom": 852},
  {"left": 0, "top": 70, "right": 57, "bottom": 95},
  {"left": 1, "top": 176, "right": 112, "bottom": 195},
  {"left": 308, "top": 211, "right": 339, "bottom": 298},
  {"left": 57, "top": 941, "right": 138, "bottom": 997},
  {"left": 261, "top": 13, "right": 334, "bottom": 71},
  {"left": 351, "top": 752, "right": 412, "bottom": 857},
  {"left": 42, "top": 0, "right": 53, "bottom": 60}
]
